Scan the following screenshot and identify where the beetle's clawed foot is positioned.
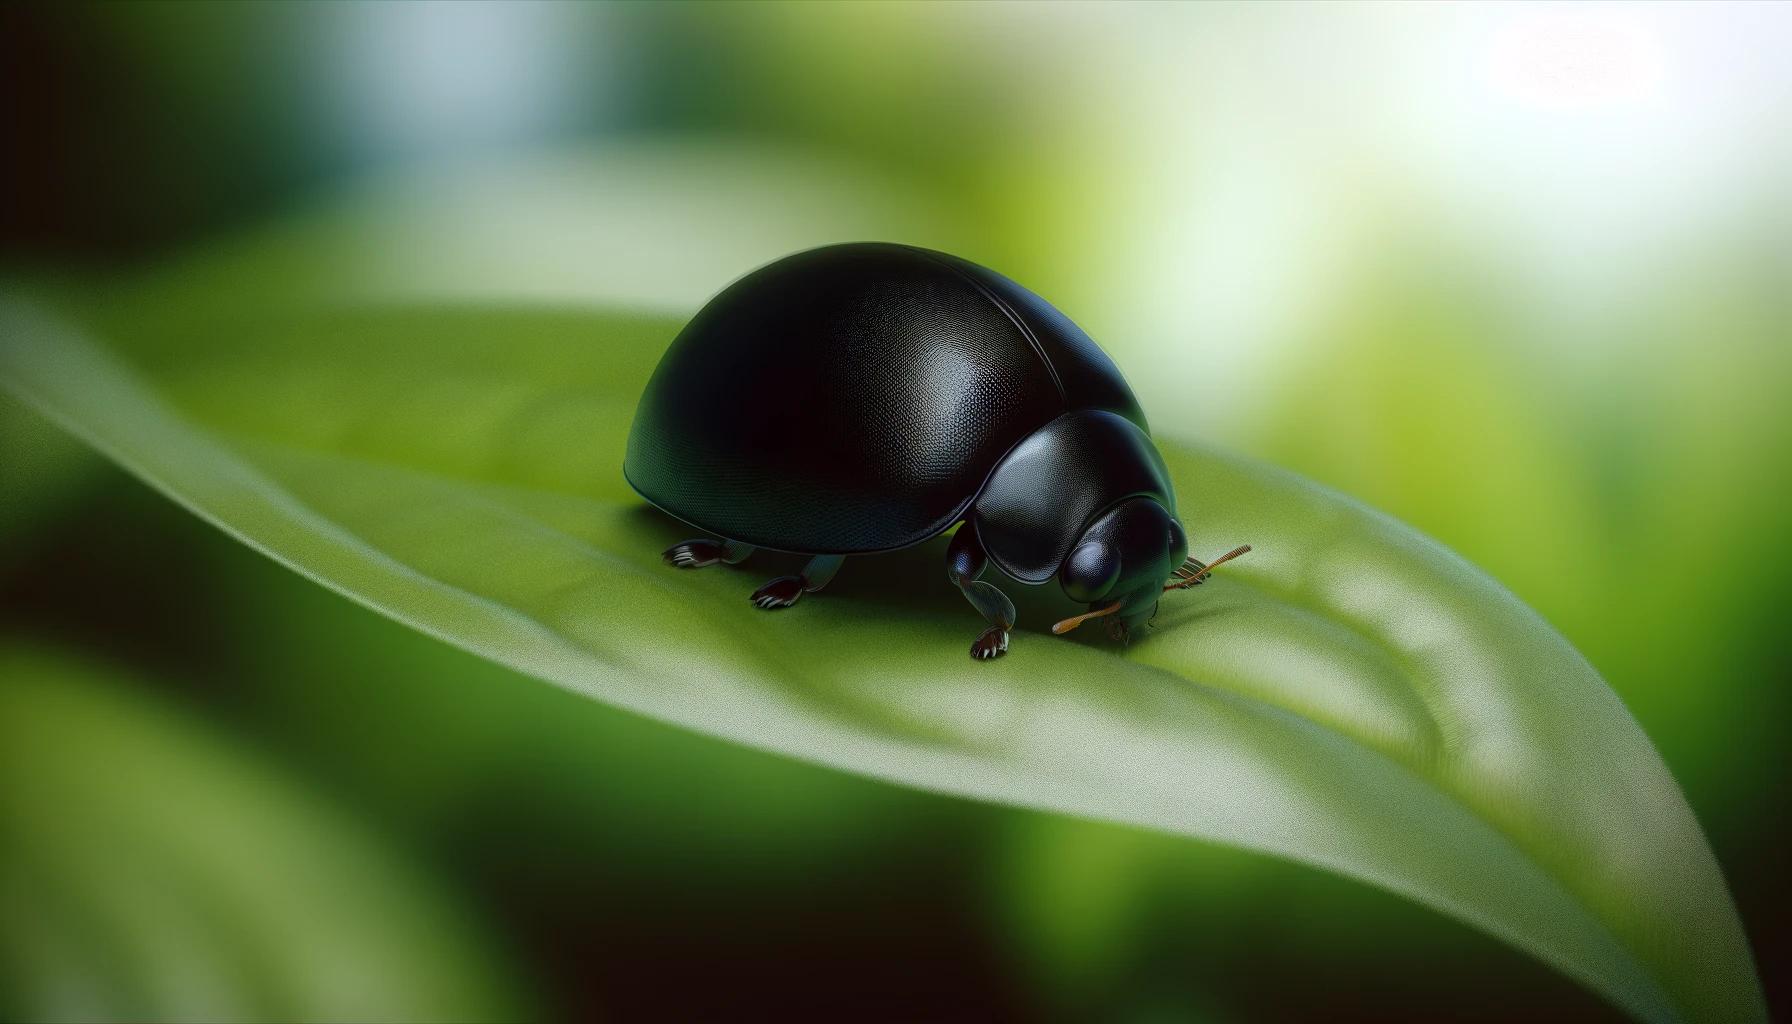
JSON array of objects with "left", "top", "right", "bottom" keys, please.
[
  {"left": 970, "top": 626, "right": 1010, "bottom": 660},
  {"left": 664, "top": 539, "right": 726, "bottom": 568},
  {"left": 1105, "top": 617, "right": 1133, "bottom": 645},
  {"left": 750, "top": 576, "right": 805, "bottom": 610}
]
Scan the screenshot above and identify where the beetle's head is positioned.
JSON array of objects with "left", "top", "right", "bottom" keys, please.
[{"left": 1056, "top": 497, "right": 1187, "bottom": 643}]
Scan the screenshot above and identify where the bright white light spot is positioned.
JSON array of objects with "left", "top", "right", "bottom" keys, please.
[{"left": 1486, "top": 8, "right": 1665, "bottom": 110}]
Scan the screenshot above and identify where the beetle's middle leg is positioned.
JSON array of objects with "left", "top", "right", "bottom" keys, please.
[
  {"left": 751, "top": 554, "right": 844, "bottom": 610},
  {"left": 664, "top": 537, "right": 755, "bottom": 569},
  {"left": 947, "top": 522, "right": 1016, "bottom": 660}
]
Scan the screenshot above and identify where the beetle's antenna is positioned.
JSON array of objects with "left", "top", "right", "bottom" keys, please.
[
  {"left": 1052, "top": 601, "right": 1123, "bottom": 635},
  {"left": 1054, "top": 545, "right": 1253, "bottom": 634},
  {"left": 1163, "top": 544, "right": 1252, "bottom": 592}
]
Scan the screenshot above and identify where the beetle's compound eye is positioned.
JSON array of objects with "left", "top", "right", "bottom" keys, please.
[
  {"left": 1061, "top": 541, "right": 1121, "bottom": 602},
  {"left": 1167, "top": 517, "right": 1188, "bottom": 562}
]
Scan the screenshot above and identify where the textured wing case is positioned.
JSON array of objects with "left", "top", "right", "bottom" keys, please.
[
  {"left": 935, "top": 253, "right": 1147, "bottom": 433},
  {"left": 625, "top": 244, "right": 1070, "bottom": 553}
]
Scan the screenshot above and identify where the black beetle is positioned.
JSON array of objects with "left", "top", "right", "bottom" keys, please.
[{"left": 625, "top": 243, "right": 1247, "bottom": 659}]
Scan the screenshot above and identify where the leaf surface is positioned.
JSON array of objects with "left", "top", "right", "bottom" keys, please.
[{"left": 0, "top": 297, "right": 1762, "bottom": 1023}]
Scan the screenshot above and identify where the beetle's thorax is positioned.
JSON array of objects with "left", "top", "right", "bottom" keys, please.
[{"left": 969, "top": 409, "right": 1176, "bottom": 584}]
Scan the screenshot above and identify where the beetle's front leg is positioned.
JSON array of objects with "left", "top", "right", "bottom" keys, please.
[{"left": 947, "top": 522, "right": 1016, "bottom": 660}]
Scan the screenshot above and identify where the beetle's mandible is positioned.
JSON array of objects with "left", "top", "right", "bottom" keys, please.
[{"left": 624, "top": 242, "right": 1247, "bottom": 659}]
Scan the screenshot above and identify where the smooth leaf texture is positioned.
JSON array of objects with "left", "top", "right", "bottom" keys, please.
[
  {"left": 0, "top": 644, "right": 523, "bottom": 1021},
  {"left": 0, "top": 296, "right": 1762, "bottom": 1023}
]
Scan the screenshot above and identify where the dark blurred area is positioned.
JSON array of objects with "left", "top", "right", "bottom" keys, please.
[{"left": 3, "top": 3, "right": 1787, "bottom": 1021}]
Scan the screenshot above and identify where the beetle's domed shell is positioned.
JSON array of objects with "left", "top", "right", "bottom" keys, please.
[{"left": 625, "top": 243, "right": 1142, "bottom": 554}]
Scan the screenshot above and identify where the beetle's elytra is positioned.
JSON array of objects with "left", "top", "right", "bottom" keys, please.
[{"left": 624, "top": 242, "right": 1243, "bottom": 660}]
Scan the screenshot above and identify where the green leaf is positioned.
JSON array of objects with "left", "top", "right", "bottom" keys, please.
[
  {"left": 0, "top": 295, "right": 1762, "bottom": 1023},
  {"left": 0, "top": 643, "right": 525, "bottom": 1022},
  {"left": 0, "top": 395, "right": 100, "bottom": 564}
]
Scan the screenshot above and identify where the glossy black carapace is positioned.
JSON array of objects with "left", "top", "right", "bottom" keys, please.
[{"left": 625, "top": 243, "right": 1245, "bottom": 659}]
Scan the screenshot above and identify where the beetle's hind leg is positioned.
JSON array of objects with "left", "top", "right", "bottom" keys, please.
[
  {"left": 751, "top": 554, "right": 844, "bottom": 610},
  {"left": 663, "top": 537, "right": 755, "bottom": 569}
]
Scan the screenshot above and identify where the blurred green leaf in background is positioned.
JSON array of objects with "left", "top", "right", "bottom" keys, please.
[{"left": 0, "top": 645, "right": 524, "bottom": 1022}]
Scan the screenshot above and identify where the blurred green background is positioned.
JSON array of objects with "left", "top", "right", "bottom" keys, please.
[{"left": 2, "top": 2, "right": 1787, "bottom": 1020}]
